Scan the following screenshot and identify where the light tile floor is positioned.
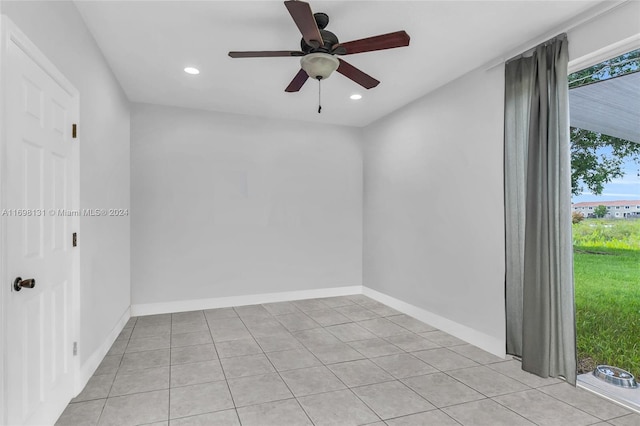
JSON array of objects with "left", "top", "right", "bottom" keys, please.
[{"left": 55, "top": 295, "right": 640, "bottom": 425}]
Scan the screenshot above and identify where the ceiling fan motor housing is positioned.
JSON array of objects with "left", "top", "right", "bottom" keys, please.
[
  {"left": 314, "top": 12, "right": 329, "bottom": 29},
  {"left": 300, "top": 13, "right": 339, "bottom": 54}
]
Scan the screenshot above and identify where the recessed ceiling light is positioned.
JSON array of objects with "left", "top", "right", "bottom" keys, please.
[
  {"left": 184, "top": 67, "right": 200, "bottom": 75},
  {"left": 350, "top": 94, "right": 362, "bottom": 100}
]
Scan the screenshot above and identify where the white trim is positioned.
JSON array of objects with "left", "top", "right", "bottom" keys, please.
[
  {"left": 568, "top": 33, "right": 640, "bottom": 74},
  {"left": 362, "top": 286, "right": 507, "bottom": 359},
  {"left": 484, "top": 0, "right": 627, "bottom": 70},
  {"left": 569, "top": 31, "right": 640, "bottom": 413},
  {"left": 0, "top": 15, "right": 6, "bottom": 426},
  {"left": 131, "top": 284, "right": 507, "bottom": 358},
  {"left": 0, "top": 15, "right": 81, "bottom": 425},
  {"left": 76, "top": 307, "right": 130, "bottom": 394},
  {"left": 577, "top": 373, "right": 640, "bottom": 414},
  {"left": 131, "top": 286, "right": 363, "bottom": 317},
  {"left": 3, "top": 17, "right": 77, "bottom": 97}
]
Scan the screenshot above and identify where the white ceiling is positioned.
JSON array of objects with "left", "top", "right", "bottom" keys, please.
[{"left": 74, "top": 0, "right": 604, "bottom": 127}]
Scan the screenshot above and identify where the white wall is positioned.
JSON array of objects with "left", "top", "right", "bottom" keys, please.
[
  {"left": 361, "top": 0, "right": 640, "bottom": 357},
  {"left": 2, "top": 1, "right": 131, "bottom": 367},
  {"left": 131, "top": 103, "right": 362, "bottom": 309},
  {"left": 363, "top": 65, "right": 507, "bottom": 354}
]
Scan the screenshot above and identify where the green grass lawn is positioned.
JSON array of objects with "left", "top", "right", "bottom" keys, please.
[{"left": 573, "top": 219, "right": 640, "bottom": 378}]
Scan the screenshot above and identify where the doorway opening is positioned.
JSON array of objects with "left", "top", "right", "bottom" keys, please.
[{"left": 569, "top": 47, "right": 640, "bottom": 410}]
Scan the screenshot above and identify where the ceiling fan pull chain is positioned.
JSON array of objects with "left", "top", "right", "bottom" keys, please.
[{"left": 318, "top": 78, "right": 322, "bottom": 114}]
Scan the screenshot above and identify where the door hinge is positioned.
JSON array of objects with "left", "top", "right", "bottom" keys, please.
[
  {"left": 72, "top": 124, "right": 77, "bottom": 139},
  {"left": 73, "top": 342, "right": 78, "bottom": 356},
  {"left": 72, "top": 232, "right": 77, "bottom": 247}
]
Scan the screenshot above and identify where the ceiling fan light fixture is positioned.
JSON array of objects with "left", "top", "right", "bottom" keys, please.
[
  {"left": 350, "top": 94, "right": 362, "bottom": 100},
  {"left": 184, "top": 67, "right": 200, "bottom": 75},
  {"left": 300, "top": 53, "right": 339, "bottom": 80}
]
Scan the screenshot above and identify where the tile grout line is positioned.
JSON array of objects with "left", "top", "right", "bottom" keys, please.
[
  {"left": 535, "top": 383, "right": 630, "bottom": 422},
  {"left": 233, "top": 307, "right": 318, "bottom": 426},
  {"left": 282, "top": 300, "right": 392, "bottom": 426},
  {"left": 274, "top": 302, "right": 384, "bottom": 425},
  {"left": 233, "top": 301, "right": 402, "bottom": 423},
  {"left": 167, "top": 313, "right": 173, "bottom": 423},
  {"left": 93, "top": 317, "right": 136, "bottom": 425},
  {"left": 383, "top": 409, "right": 464, "bottom": 426},
  {"left": 488, "top": 390, "right": 548, "bottom": 425},
  {"left": 443, "top": 394, "right": 534, "bottom": 425},
  {"left": 203, "top": 308, "right": 241, "bottom": 425},
  {"left": 489, "top": 387, "right": 601, "bottom": 425},
  {"left": 609, "top": 412, "right": 640, "bottom": 422},
  {"left": 72, "top": 303, "right": 479, "bottom": 423},
  {"left": 259, "top": 306, "right": 390, "bottom": 425},
  {"left": 441, "top": 362, "right": 532, "bottom": 396},
  {"left": 62, "top": 297, "right": 622, "bottom": 426}
]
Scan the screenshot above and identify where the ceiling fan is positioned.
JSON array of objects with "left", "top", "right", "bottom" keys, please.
[{"left": 228, "top": 0, "right": 410, "bottom": 95}]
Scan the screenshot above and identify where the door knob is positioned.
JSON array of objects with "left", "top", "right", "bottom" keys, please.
[{"left": 13, "top": 277, "right": 36, "bottom": 291}]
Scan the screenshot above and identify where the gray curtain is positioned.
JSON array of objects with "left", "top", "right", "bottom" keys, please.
[{"left": 504, "top": 34, "right": 577, "bottom": 385}]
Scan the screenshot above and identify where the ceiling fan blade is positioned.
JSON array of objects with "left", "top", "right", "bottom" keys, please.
[
  {"left": 332, "top": 30, "right": 410, "bottom": 55},
  {"left": 285, "top": 69, "right": 309, "bottom": 92},
  {"left": 229, "top": 51, "right": 304, "bottom": 58},
  {"left": 337, "top": 59, "right": 379, "bottom": 89},
  {"left": 284, "top": 1, "right": 323, "bottom": 48}
]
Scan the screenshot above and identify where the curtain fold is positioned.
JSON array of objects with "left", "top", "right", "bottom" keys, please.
[
  {"left": 504, "top": 34, "right": 577, "bottom": 385},
  {"left": 504, "top": 56, "right": 533, "bottom": 356}
]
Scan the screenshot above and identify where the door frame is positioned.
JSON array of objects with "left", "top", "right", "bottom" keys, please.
[
  {"left": 0, "top": 15, "right": 81, "bottom": 425},
  {"left": 568, "top": 34, "right": 640, "bottom": 410},
  {"left": 568, "top": 34, "right": 640, "bottom": 74}
]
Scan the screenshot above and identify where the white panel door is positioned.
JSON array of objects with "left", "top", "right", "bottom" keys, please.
[{"left": 4, "top": 26, "right": 78, "bottom": 426}]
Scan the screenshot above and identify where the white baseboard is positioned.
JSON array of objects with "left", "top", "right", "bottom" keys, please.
[
  {"left": 130, "top": 284, "right": 505, "bottom": 358},
  {"left": 363, "top": 286, "right": 506, "bottom": 358},
  {"left": 76, "top": 306, "right": 130, "bottom": 395},
  {"left": 130, "top": 286, "right": 363, "bottom": 317}
]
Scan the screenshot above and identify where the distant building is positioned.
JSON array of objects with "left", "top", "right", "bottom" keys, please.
[{"left": 572, "top": 200, "right": 640, "bottom": 218}]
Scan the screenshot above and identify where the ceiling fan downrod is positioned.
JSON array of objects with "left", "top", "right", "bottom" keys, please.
[{"left": 318, "top": 77, "right": 322, "bottom": 114}]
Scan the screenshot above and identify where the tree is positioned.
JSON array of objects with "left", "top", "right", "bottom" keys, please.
[
  {"left": 568, "top": 50, "right": 640, "bottom": 196},
  {"left": 572, "top": 211, "right": 584, "bottom": 224},
  {"left": 593, "top": 205, "right": 608, "bottom": 218},
  {"left": 570, "top": 128, "right": 640, "bottom": 196}
]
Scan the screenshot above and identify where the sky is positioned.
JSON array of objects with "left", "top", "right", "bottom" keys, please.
[{"left": 572, "top": 155, "right": 640, "bottom": 203}]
